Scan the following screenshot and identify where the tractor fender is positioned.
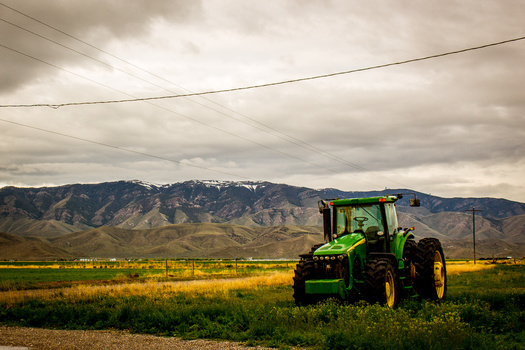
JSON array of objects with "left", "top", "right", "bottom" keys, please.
[{"left": 395, "top": 232, "right": 416, "bottom": 261}]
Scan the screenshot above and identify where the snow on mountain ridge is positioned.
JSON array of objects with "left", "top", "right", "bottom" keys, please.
[
  {"left": 128, "top": 180, "right": 161, "bottom": 191},
  {"left": 197, "top": 180, "right": 265, "bottom": 192},
  {"left": 124, "top": 179, "right": 267, "bottom": 192}
]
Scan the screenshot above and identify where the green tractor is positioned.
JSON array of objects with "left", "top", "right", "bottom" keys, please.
[{"left": 293, "top": 194, "right": 446, "bottom": 307}]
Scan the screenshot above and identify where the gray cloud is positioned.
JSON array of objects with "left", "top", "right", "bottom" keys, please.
[
  {"left": 1, "top": 0, "right": 524, "bottom": 202},
  {"left": 0, "top": 0, "right": 201, "bottom": 92}
]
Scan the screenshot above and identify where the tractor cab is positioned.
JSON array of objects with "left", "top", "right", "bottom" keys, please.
[{"left": 322, "top": 195, "right": 401, "bottom": 255}]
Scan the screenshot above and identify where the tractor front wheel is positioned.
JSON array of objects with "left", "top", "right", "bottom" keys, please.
[
  {"left": 415, "top": 238, "right": 447, "bottom": 301},
  {"left": 365, "top": 258, "right": 399, "bottom": 308},
  {"left": 292, "top": 260, "right": 316, "bottom": 306}
]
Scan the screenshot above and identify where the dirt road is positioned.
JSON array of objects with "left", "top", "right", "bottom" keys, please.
[{"left": 0, "top": 326, "right": 277, "bottom": 350}]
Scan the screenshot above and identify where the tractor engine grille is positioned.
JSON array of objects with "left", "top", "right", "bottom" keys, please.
[{"left": 313, "top": 255, "right": 349, "bottom": 286}]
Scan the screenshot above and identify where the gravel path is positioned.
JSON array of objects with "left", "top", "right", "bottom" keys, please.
[{"left": 0, "top": 327, "right": 278, "bottom": 350}]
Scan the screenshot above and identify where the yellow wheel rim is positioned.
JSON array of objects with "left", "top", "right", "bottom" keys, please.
[
  {"left": 385, "top": 270, "right": 396, "bottom": 307},
  {"left": 434, "top": 251, "right": 445, "bottom": 299}
]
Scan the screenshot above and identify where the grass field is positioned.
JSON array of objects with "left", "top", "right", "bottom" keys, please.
[
  {"left": 0, "top": 259, "right": 294, "bottom": 291},
  {"left": 0, "top": 260, "right": 523, "bottom": 349}
]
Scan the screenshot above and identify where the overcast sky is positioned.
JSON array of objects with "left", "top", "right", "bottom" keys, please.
[{"left": 1, "top": 0, "right": 524, "bottom": 202}]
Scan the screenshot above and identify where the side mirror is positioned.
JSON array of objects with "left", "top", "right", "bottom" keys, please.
[
  {"left": 318, "top": 200, "right": 329, "bottom": 213},
  {"left": 409, "top": 198, "right": 420, "bottom": 207}
]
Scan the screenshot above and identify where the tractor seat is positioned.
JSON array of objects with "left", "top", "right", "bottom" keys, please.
[
  {"left": 365, "top": 226, "right": 387, "bottom": 252},
  {"left": 365, "top": 226, "right": 379, "bottom": 244}
]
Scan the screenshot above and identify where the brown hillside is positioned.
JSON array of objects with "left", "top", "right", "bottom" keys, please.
[
  {"left": 205, "top": 234, "right": 323, "bottom": 259},
  {"left": 502, "top": 214, "right": 525, "bottom": 243},
  {"left": 41, "top": 223, "right": 322, "bottom": 259},
  {"left": 397, "top": 213, "right": 448, "bottom": 240},
  {"left": 0, "top": 232, "right": 73, "bottom": 260},
  {"left": 443, "top": 239, "right": 524, "bottom": 259},
  {"left": 418, "top": 212, "right": 505, "bottom": 240},
  {"left": 0, "top": 217, "right": 83, "bottom": 238}
]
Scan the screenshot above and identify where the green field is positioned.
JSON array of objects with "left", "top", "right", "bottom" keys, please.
[
  {"left": 0, "top": 262, "right": 523, "bottom": 349},
  {"left": 0, "top": 259, "right": 296, "bottom": 291}
]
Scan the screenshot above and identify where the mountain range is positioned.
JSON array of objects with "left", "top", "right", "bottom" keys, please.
[{"left": 1, "top": 180, "right": 524, "bottom": 260}]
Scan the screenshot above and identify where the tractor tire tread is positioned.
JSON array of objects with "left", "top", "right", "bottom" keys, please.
[
  {"left": 364, "top": 258, "right": 399, "bottom": 307},
  {"left": 414, "top": 238, "right": 447, "bottom": 301}
]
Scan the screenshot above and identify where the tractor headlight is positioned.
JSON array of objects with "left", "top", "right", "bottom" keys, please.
[
  {"left": 313, "top": 256, "right": 319, "bottom": 261},
  {"left": 330, "top": 256, "right": 336, "bottom": 261},
  {"left": 338, "top": 254, "right": 345, "bottom": 261}
]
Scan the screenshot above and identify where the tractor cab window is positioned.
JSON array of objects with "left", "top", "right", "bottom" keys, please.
[
  {"left": 335, "top": 204, "right": 387, "bottom": 252},
  {"left": 384, "top": 203, "right": 399, "bottom": 236},
  {"left": 335, "top": 204, "right": 384, "bottom": 241}
]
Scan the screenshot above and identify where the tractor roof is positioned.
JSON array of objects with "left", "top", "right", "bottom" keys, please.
[{"left": 330, "top": 195, "right": 398, "bottom": 206}]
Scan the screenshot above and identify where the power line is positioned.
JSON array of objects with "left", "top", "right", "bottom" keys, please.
[
  {"left": 1, "top": 113, "right": 384, "bottom": 187},
  {"left": 0, "top": 13, "right": 322, "bottom": 158},
  {"left": 0, "top": 3, "right": 375, "bottom": 176},
  {"left": 0, "top": 3, "right": 342, "bottom": 162},
  {"left": 2, "top": 3, "right": 523, "bottom": 190},
  {"left": 3, "top": 2, "right": 519, "bottom": 190},
  {"left": 0, "top": 43, "right": 126, "bottom": 102},
  {"left": 0, "top": 9, "right": 385, "bottom": 187},
  {"left": 0, "top": 17, "right": 177, "bottom": 95},
  {"left": 1, "top": 40, "right": 373, "bottom": 180},
  {"left": 1, "top": 35, "right": 524, "bottom": 109},
  {"left": 0, "top": 118, "right": 251, "bottom": 179},
  {"left": 1, "top": 42, "right": 365, "bottom": 181},
  {"left": 0, "top": 7, "right": 366, "bottom": 174}
]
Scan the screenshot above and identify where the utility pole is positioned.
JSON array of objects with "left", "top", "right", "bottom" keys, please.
[{"left": 465, "top": 207, "right": 482, "bottom": 264}]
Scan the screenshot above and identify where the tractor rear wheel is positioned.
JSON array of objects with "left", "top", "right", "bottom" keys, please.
[
  {"left": 364, "top": 258, "right": 399, "bottom": 308},
  {"left": 292, "top": 259, "right": 316, "bottom": 306},
  {"left": 415, "top": 238, "right": 447, "bottom": 301}
]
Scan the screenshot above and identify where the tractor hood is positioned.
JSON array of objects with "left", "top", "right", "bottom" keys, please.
[{"left": 314, "top": 232, "right": 366, "bottom": 256}]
